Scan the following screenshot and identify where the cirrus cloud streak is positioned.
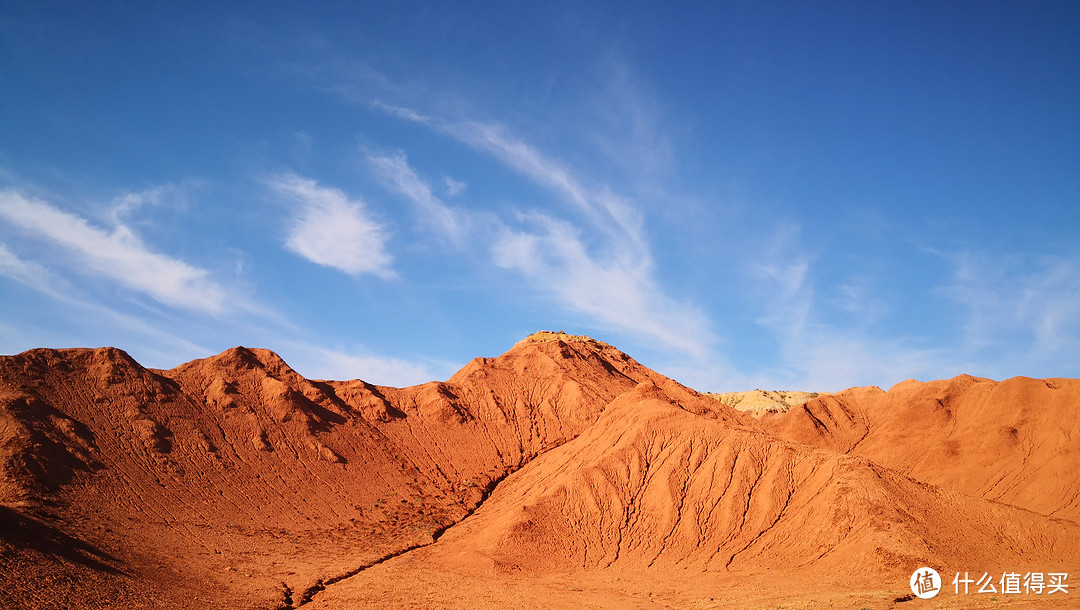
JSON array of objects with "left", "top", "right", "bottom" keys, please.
[{"left": 0, "top": 189, "right": 228, "bottom": 313}]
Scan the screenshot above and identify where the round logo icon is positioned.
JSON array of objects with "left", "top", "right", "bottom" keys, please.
[{"left": 910, "top": 567, "right": 942, "bottom": 599}]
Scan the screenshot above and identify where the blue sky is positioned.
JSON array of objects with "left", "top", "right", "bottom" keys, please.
[{"left": 1, "top": 1, "right": 1078, "bottom": 391}]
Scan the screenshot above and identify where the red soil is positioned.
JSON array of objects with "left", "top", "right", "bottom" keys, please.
[
  {"left": 1, "top": 334, "right": 1076, "bottom": 608},
  {"left": 765, "top": 375, "right": 1080, "bottom": 521}
]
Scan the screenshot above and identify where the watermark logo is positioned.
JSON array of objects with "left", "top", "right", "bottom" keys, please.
[
  {"left": 910, "top": 567, "right": 941, "bottom": 599},
  {"left": 952, "top": 571, "right": 1069, "bottom": 595}
]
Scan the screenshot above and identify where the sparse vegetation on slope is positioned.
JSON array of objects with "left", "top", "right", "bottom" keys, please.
[{"left": 519, "top": 330, "right": 607, "bottom": 346}]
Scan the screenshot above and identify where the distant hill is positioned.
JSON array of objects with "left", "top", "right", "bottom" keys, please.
[
  {"left": 764, "top": 374, "right": 1080, "bottom": 521},
  {"left": 707, "top": 388, "right": 821, "bottom": 417}
]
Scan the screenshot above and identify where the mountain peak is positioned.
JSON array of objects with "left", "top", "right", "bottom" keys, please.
[{"left": 514, "top": 330, "right": 608, "bottom": 348}]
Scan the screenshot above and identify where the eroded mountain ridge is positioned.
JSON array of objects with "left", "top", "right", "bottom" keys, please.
[{"left": 1, "top": 332, "right": 1077, "bottom": 608}]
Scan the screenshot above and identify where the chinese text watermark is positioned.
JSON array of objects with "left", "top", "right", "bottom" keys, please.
[{"left": 952, "top": 572, "right": 1069, "bottom": 595}]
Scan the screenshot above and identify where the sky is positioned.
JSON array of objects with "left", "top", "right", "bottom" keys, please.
[{"left": 1, "top": 1, "right": 1078, "bottom": 392}]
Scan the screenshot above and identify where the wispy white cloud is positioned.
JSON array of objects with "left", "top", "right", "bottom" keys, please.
[
  {"left": 492, "top": 213, "right": 710, "bottom": 357},
  {"left": 0, "top": 189, "right": 229, "bottom": 313},
  {"left": 750, "top": 226, "right": 814, "bottom": 343},
  {"left": 369, "top": 103, "right": 712, "bottom": 358},
  {"left": 371, "top": 103, "right": 646, "bottom": 249},
  {"left": 366, "top": 152, "right": 467, "bottom": 245},
  {"left": 940, "top": 250, "right": 1080, "bottom": 367},
  {"left": 0, "top": 180, "right": 432, "bottom": 385},
  {"left": 444, "top": 176, "right": 467, "bottom": 197},
  {"left": 0, "top": 243, "right": 213, "bottom": 361},
  {"left": 795, "top": 336, "right": 954, "bottom": 392},
  {"left": 833, "top": 279, "right": 889, "bottom": 324},
  {"left": 106, "top": 182, "right": 194, "bottom": 225},
  {"left": 750, "top": 239, "right": 1080, "bottom": 389},
  {"left": 445, "top": 121, "right": 647, "bottom": 250},
  {"left": 370, "top": 99, "right": 432, "bottom": 124},
  {"left": 269, "top": 173, "right": 396, "bottom": 279},
  {"left": 585, "top": 61, "right": 675, "bottom": 179},
  {"left": 748, "top": 227, "right": 955, "bottom": 391},
  {"left": 0, "top": 242, "right": 75, "bottom": 301}
]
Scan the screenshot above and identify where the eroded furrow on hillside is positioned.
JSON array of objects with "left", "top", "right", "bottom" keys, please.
[
  {"left": 724, "top": 450, "right": 796, "bottom": 569},
  {"left": 291, "top": 466, "right": 517, "bottom": 607},
  {"left": 647, "top": 438, "right": 700, "bottom": 568}
]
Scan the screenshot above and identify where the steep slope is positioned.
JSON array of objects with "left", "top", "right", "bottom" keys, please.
[
  {"left": 0, "top": 332, "right": 747, "bottom": 608},
  {"left": 765, "top": 375, "right": 1080, "bottom": 521},
  {"left": 307, "top": 380, "right": 1080, "bottom": 608}
]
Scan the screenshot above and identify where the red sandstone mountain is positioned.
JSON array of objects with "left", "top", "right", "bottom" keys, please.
[
  {"left": 308, "top": 380, "right": 1080, "bottom": 608},
  {"left": 1, "top": 332, "right": 1077, "bottom": 608}
]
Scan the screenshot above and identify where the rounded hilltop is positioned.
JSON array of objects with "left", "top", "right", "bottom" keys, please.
[
  {"left": 707, "top": 389, "right": 821, "bottom": 418},
  {"left": 516, "top": 330, "right": 610, "bottom": 348}
]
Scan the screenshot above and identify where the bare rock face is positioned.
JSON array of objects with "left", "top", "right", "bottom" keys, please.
[{"left": 0, "top": 334, "right": 1077, "bottom": 608}]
